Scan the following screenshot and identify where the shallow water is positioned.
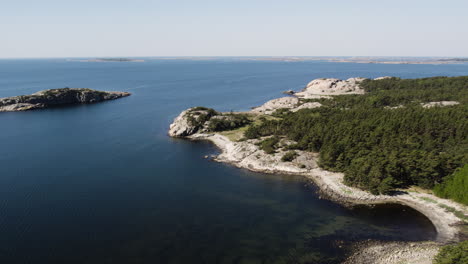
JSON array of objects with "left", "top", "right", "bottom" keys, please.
[{"left": 1, "top": 58, "right": 466, "bottom": 264}]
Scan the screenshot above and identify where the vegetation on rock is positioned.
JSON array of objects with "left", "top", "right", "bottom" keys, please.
[
  {"left": 257, "top": 136, "right": 280, "bottom": 154},
  {"left": 281, "top": 150, "right": 298, "bottom": 162},
  {"left": 207, "top": 114, "right": 251, "bottom": 132},
  {"left": 186, "top": 107, "right": 252, "bottom": 134}
]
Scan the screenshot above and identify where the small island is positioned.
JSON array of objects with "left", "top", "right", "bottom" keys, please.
[
  {"left": 0, "top": 88, "right": 131, "bottom": 112},
  {"left": 68, "top": 58, "right": 145, "bottom": 62},
  {"left": 169, "top": 76, "right": 468, "bottom": 264}
]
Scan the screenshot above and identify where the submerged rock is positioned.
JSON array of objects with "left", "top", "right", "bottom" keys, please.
[{"left": 0, "top": 88, "right": 130, "bottom": 112}]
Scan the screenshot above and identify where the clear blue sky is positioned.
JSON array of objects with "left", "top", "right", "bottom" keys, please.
[{"left": 1, "top": 0, "right": 467, "bottom": 58}]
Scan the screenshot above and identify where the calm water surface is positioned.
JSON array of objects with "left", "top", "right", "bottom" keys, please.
[{"left": 1, "top": 59, "right": 467, "bottom": 264}]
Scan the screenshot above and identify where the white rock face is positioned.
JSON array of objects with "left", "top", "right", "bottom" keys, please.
[
  {"left": 190, "top": 134, "right": 318, "bottom": 173},
  {"left": 374, "top": 76, "right": 393, "bottom": 80},
  {"left": 421, "top": 101, "right": 460, "bottom": 108},
  {"left": 251, "top": 97, "right": 299, "bottom": 114},
  {"left": 295, "top": 78, "right": 367, "bottom": 98},
  {"left": 0, "top": 103, "right": 42, "bottom": 112},
  {"left": 168, "top": 108, "right": 199, "bottom": 137},
  {"left": 291, "top": 102, "right": 322, "bottom": 112}
]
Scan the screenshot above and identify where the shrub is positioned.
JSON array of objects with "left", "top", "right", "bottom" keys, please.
[
  {"left": 377, "top": 177, "right": 397, "bottom": 195},
  {"left": 281, "top": 151, "right": 298, "bottom": 162},
  {"left": 433, "top": 241, "right": 468, "bottom": 264},
  {"left": 434, "top": 164, "right": 468, "bottom": 205},
  {"left": 207, "top": 114, "right": 251, "bottom": 132},
  {"left": 258, "top": 136, "right": 280, "bottom": 154}
]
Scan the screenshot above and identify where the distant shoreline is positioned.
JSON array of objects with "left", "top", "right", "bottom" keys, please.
[
  {"left": 67, "top": 58, "right": 145, "bottom": 62},
  {"left": 148, "top": 56, "right": 468, "bottom": 64}
]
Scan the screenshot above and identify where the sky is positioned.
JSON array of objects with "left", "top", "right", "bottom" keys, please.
[{"left": 0, "top": 0, "right": 467, "bottom": 58}]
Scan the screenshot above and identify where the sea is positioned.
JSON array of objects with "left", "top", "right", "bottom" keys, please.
[{"left": 1, "top": 58, "right": 467, "bottom": 264}]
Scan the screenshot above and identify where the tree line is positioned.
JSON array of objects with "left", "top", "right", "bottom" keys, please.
[{"left": 244, "top": 77, "right": 467, "bottom": 200}]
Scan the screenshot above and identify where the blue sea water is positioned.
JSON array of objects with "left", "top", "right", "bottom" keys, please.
[{"left": 0, "top": 58, "right": 467, "bottom": 264}]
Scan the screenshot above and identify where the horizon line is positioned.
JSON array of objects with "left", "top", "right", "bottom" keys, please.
[{"left": 1, "top": 55, "right": 468, "bottom": 60}]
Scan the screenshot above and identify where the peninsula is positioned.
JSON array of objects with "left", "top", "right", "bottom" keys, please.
[
  {"left": 169, "top": 76, "right": 468, "bottom": 264},
  {"left": 0, "top": 88, "right": 131, "bottom": 112}
]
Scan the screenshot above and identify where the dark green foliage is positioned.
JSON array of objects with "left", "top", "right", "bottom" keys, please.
[
  {"left": 191, "top": 106, "right": 216, "bottom": 112},
  {"left": 207, "top": 114, "right": 251, "bottom": 132},
  {"left": 377, "top": 177, "right": 397, "bottom": 195},
  {"left": 258, "top": 136, "right": 280, "bottom": 154},
  {"left": 187, "top": 107, "right": 218, "bottom": 128},
  {"left": 281, "top": 151, "right": 298, "bottom": 162},
  {"left": 244, "top": 77, "right": 468, "bottom": 194},
  {"left": 186, "top": 108, "right": 251, "bottom": 133},
  {"left": 433, "top": 241, "right": 468, "bottom": 264},
  {"left": 272, "top": 108, "right": 291, "bottom": 117},
  {"left": 434, "top": 164, "right": 468, "bottom": 205}
]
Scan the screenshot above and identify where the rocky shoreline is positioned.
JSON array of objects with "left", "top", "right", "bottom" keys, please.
[
  {"left": 0, "top": 88, "right": 131, "bottom": 112},
  {"left": 343, "top": 240, "right": 440, "bottom": 264},
  {"left": 168, "top": 77, "right": 467, "bottom": 264}
]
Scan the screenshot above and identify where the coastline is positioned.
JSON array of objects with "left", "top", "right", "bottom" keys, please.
[
  {"left": 169, "top": 77, "right": 467, "bottom": 263},
  {"left": 182, "top": 133, "right": 467, "bottom": 263},
  {"left": 188, "top": 133, "right": 466, "bottom": 243}
]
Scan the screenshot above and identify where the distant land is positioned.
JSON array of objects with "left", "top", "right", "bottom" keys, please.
[
  {"left": 62, "top": 57, "right": 468, "bottom": 64},
  {"left": 68, "top": 58, "right": 145, "bottom": 62},
  {"left": 148, "top": 56, "right": 468, "bottom": 64}
]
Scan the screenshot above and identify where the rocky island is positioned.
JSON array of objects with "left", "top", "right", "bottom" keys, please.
[
  {"left": 169, "top": 76, "right": 468, "bottom": 264},
  {"left": 0, "top": 88, "right": 131, "bottom": 112}
]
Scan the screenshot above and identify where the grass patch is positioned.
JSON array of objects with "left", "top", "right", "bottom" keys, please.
[
  {"left": 417, "top": 196, "right": 468, "bottom": 222},
  {"left": 219, "top": 126, "right": 249, "bottom": 141},
  {"left": 418, "top": 196, "right": 438, "bottom": 203},
  {"left": 340, "top": 187, "right": 353, "bottom": 195},
  {"left": 438, "top": 204, "right": 468, "bottom": 222}
]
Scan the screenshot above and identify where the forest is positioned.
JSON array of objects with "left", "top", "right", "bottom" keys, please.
[{"left": 244, "top": 77, "right": 468, "bottom": 200}]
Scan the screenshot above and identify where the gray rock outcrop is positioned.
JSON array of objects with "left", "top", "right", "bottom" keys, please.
[
  {"left": 295, "top": 77, "right": 366, "bottom": 98},
  {"left": 169, "top": 108, "right": 202, "bottom": 137},
  {"left": 168, "top": 107, "right": 220, "bottom": 137},
  {"left": 251, "top": 97, "right": 299, "bottom": 114},
  {"left": 421, "top": 101, "right": 460, "bottom": 108},
  {"left": 291, "top": 102, "right": 322, "bottom": 112},
  {"left": 0, "top": 88, "right": 130, "bottom": 112}
]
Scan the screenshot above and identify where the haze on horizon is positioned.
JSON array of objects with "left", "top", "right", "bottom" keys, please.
[{"left": 1, "top": 0, "right": 467, "bottom": 59}]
